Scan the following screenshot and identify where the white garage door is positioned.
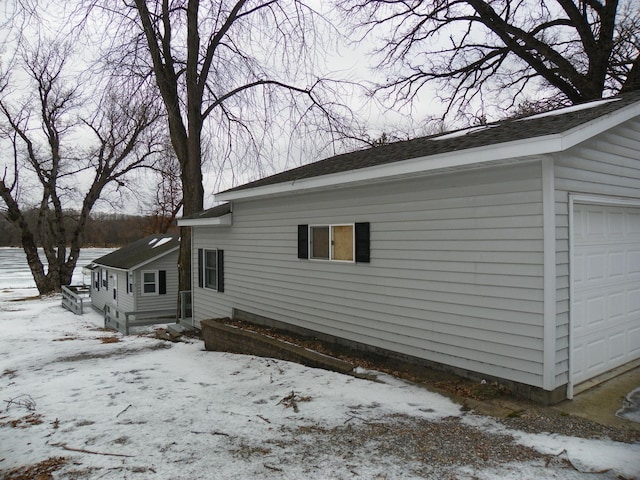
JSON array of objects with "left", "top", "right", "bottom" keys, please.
[{"left": 572, "top": 203, "right": 640, "bottom": 385}]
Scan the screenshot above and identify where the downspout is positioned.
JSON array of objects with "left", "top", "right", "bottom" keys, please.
[{"left": 542, "top": 158, "right": 557, "bottom": 393}]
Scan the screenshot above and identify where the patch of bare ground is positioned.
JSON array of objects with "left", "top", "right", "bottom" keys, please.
[
  {"left": 224, "top": 319, "right": 640, "bottom": 444},
  {"left": 98, "top": 336, "right": 120, "bottom": 344},
  {"left": 1, "top": 457, "right": 67, "bottom": 480}
]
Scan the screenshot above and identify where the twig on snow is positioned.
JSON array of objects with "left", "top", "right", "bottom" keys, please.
[
  {"left": 3, "top": 394, "right": 36, "bottom": 412},
  {"left": 277, "top": 390, "right": 312, "bottom": 413},
  {"left": 52, "top": 443, "right": 134, "bottom": 457},
  {"left": 190, "top": 430, "right": 230, "bottom": 436},
  {"left": 116, "top": 404, "right": 132, "bottom": 418}
]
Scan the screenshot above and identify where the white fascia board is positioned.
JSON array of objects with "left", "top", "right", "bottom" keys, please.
[
  {"left": 215, "top": 135, "right": 565, "bottom": 202},
  {"left": 177, "top": 213, "right": 232, "bottom": 227},
  {"left": 559, "top": 101, "right": 640, "bottom": 149},
  {"left": 91, "top": 263, "right": 127, "bottom": 273}
]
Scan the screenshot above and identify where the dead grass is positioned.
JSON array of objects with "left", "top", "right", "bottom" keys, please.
[
  {"left": 0, "top": 413, "right": 44, "bottom": 428},
  {"left": 1, "top": 456, "right": 67, "bottom": 480},
  {"left": 98, "top": 336, "right": 120, "bottom": 344}
]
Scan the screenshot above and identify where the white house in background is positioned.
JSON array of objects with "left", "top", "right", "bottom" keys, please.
[
  {"left": 88, "top": 234, "right": 180, "bottom": 333},
  {"left": 179, "top": 92, "right": 640, "bottom": 404}
]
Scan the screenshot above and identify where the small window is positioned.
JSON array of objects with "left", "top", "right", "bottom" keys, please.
[
  {"left": 126, "top": 272, "right": 134, "bottom": 295},
  {"left": 102, "top": 269, "right": 108, "bottom": 289},
  {"left": 142, "top": 271, "right": 157, "bottom": 295},
  {"left": 198, "top": 249, "right": 224, "bottom": 292},
  {"left": 204, "top": 250, "right": 218, "bottom": 290},
  {"left": 310, "top": 224, "right": 354, "bottom": 262}
]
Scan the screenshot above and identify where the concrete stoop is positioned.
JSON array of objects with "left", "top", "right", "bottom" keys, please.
[
  {"left": 200, "top": 318, "right": 355, "bottom": 375},
  {"left": 167, "top": 323, "right": 198, "bottom": 335}
]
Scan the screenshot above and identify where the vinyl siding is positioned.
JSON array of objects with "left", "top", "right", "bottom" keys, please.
[
  {"left": 553, "top": 117, "right": 640, "bottom": 388},
  {"left": 90, "top": 268, "right": 112, "bottom": 312},
  {"left": 134, "top": 252, "right": 180, "bottom": 312},
  {"left": 114, "top": 270, "right": 135, "bottom": 313},
  {"left": 193, "top": 161, "right": 547, "bottom": 387}
]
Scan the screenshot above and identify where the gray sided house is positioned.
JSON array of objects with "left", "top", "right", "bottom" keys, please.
[
  {"left": 179, "top": 93, "right": 640, "bottom": 403},
  {"left": 89, "top": 234, "right": 180, "bottom": 333}
]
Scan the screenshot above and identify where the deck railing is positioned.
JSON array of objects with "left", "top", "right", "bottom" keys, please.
[
  {"left": 104, "top": 305, "right": 176, "bottom": 335},
  {"left": 61, "top": 285, "right": 91, "bottom": 315}
]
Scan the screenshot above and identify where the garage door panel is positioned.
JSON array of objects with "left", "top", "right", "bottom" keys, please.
[
  {"left": 586, "top": 338, "right": 606, "bottom": 372},
  {"left": 630, "top": 251, "right": 640, "bottom": 275},
  {"left": 629, "top": 213, "right": 640, "bottom": 233},
  {"left": 630, "top": 288, "right": 640, "bottom": 315},
  {"left": 572, "top": 203, "right": 640, "bottom": 385},
  {"left": 630, "top": 327, "right": 640, "bottom": 356},
  {"left": 609, "top": 332, "right": 627, "bottom": 362}
]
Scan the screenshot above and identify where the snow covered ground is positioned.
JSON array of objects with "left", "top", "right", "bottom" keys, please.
[{"left": 1, "top": 288, "right": 639, "bottom": 479}]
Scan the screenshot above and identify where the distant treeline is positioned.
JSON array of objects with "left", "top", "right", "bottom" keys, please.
[{"left": 0, "top": 210, "right": 178, "bottom": 248}]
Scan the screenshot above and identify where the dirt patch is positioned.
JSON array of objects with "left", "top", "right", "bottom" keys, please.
[
  {"left": 2, "top": 369, "right": 17, "bottom": 379},
  {"left": 55, "top": 342, "right": 170, "bottom": 362},
  {"left": 98, "top": 336, "right": 121, "bottom": 344},
  {"left": 1, "top": 457, "right": 67, "bottom": 480},
  {"left": 8, "top": 295, "right": 42, "bottom": 302},
  {"left": 220, "top": 318, "right": 640, "bottom": 444}
]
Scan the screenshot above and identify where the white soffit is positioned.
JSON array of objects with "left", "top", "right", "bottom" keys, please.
[{"left": 177, "top": 213, "right": 232, "bottom": 227}]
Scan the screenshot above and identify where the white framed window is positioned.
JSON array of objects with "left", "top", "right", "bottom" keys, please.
[
  {"left": 310, "top": 224, "right": 355, "bottom": 262},
  {"left": 198, "top": 249, "right": 224, "bottom": 292},
  {"left": 142, "top": 270, "right": 158, "bottom": 295},
  {"left": 102, "top": 269, "right": 108, "bottom": 288},
  {"left": 126, "top": 272, "right": 134, "bottom": 295},
  {"left": 204, "top": 249, "right": 218, "bottom": 290}
]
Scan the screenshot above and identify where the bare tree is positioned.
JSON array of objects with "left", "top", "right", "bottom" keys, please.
[
  {"left": 0, "top": 41, "right": 164, "bottom": 294},
  {"left": 339, "top": 0, "right": 640, "bottom": 120},
  {"left": 141, "top": 147, "right": 183, "bottom": 234},
  {"left": 87, "top": 0, "right": 359, "bottom": 295}
]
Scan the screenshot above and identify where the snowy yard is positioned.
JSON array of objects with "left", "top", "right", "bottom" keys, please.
[{"left": 1, "top": 288, "right": 639, "bottom": 479}]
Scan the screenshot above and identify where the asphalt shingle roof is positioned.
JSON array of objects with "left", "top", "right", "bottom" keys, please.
[
  {"left": 221, "top": 91, "right": 640, "bottom": 194},
  {"left": 92, "top": 234, "right": 179, "bottom": 270},
  {"left": 180, "top": 203, "right": 231, "bottom": 221}
]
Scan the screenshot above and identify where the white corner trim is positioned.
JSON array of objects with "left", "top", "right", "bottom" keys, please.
[
  {"left": 567, "top": 195, "right": 575, "bottom": 400},
  {"left": 178, "top": 213, "right": 233, "bottom": 227},
  {"left": 542, "top": 158, "right": 557, "bottom": 392}
]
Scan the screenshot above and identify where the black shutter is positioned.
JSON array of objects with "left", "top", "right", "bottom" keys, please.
[
  {"left": 217, "top": 249, "right": 224, "bottom": 292},
  {"left": 297, "top": 224, "right": 309, "bottom": 259},
  {"left": 198, "top": 249, "right": 203, "bottom": 288},
  {"left": 355, "top": 222, "right": 370, "bottom": 263},
  {"left": 159, "top": 270, "right": 167, "bottom": 295}
]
